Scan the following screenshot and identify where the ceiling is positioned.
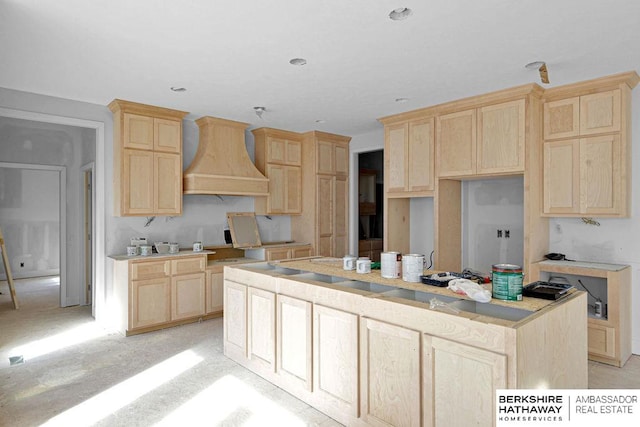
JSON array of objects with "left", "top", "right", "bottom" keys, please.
[{"left": 1, "top": 0, "right": 639, "bottom": 136}]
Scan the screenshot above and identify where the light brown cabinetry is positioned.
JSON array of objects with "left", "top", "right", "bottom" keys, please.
[
  {"left": 542, "top": 75, "right": 637, "bottom": 217},
  {"left": 313, "top": 304, "right": 359, "bottom": 418},
  {"left": 425, "top": 336, "right": 506, "bottom": 427},
  {"left": 292, "top": 131, "right": 351, "bottom": 258},
  {"left": 360, "top": 317, "right": 421, "bottom": 427},
  {"left": 244, "top": 243, "right": 313, "bottom": 261},
  {"left": 109, "top": 99, "right": 187, "bottom": 216},
  {"left": 205, "top": 268, "right": 224, "bottom": 315},
  {"left": 385, "top": 117, "right": 435, "bottom": 196},
  {"left": 277, "top": 294, "right": 312, "bottom": 391},
  {"left": 437, "top": 99, "right": 525, "bottom": 177},
  {"left": 224, "top": 261, "right": 587, "bottom": 427},
  {"left": 112, "top": 253, "right": 207, "bottom": 335},
  {"left": 248, "top": 287, "right": 276, "bottom": 371},
  {"left": 253, "top": 128, "right": 303, "bottom": 215},
  {"left": 528, "top": 260, "right": 631, "bottom": 367}
]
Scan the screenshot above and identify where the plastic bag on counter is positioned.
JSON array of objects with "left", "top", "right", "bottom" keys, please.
[{"left": 447, "top": 278, "right": 492, "bottom": 303}]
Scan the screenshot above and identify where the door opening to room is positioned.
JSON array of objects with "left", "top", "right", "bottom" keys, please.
[{"left": 357, "top": 150, "right": 383, "bottom": 262}]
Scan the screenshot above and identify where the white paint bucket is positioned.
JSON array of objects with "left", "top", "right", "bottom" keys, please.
[
  {"left": 343, "top": 255, "right": 357, "bottom": 270},
  {"left": 402, "top": 254, "right": 425, "bottom": 283},
  {"left": 356, "top": 258, "right": 371, "bottom": 274},
  {"left": 381, "top": 251, "right": 402, "bottom": 279}
]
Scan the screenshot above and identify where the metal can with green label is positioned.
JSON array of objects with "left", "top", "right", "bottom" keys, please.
[{"left": 491, "top": 264, "right": 523, "bottom": 301}]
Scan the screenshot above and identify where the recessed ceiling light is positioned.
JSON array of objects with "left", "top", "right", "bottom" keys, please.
[
  {"left": 395, "top": 97, "right": 410, "bottom": 103},
  {"left": 315, "top": 119, "right": 326, "bottom": 124},
  {"left": 170, "top": 87, "right": 187, "bottom": 92},
  {"left": 254, "top": 106, "right": 266, "bottom": 119},
  {"left": 289, "top": 58, "right": 307, "bottom": 66},
  {"left": 389, "top": 7, "right": 412, "bottom": 21}
]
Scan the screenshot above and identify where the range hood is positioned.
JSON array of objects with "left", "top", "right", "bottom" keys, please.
[{"left": 183, "top": 116, "right": 268, "bottom": 196}]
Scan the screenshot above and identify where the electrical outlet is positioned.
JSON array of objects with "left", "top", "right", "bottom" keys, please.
[
  {"left": 505, "top": 230, "right": 510, "bottom": 238},
  {"left": 497, "top": 229, "right": 503, "bottom": 238},
  {"left": 20, "top": 262, "right": 24, "bottom": 268}
]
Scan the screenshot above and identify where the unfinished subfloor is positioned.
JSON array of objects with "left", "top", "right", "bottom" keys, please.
[{"left": 1, "top": 277, "right": 639, "bottom": 426}]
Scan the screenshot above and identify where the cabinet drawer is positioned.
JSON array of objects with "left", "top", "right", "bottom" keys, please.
[
  {"left": 172, "top": 256, "right": 206, "bottom": 275},
  {"left": 131, "top": 260, "right": 170, "bottom": 280},
  {"left": 588, "top": 323, "right": 616, "bottom": 359}
]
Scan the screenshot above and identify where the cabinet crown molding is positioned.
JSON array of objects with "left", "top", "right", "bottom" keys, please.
[
  {"left": 108, "top": 99, "right": 188, "bottom": 120},
  {"left": 541, "top": 71, "right": 639, "bottom": 101}
]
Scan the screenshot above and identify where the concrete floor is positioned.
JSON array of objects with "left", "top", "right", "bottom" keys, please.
[
  {"left": 2, "top": 277, "right": 639, "bottom": 426},
  {"left": 0, "top": 277, "right": 342, "bottom": 426}
]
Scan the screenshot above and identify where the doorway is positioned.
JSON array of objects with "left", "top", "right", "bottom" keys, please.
[
  {"left": 0, "top": 107, "right": 105, "bottom": 316},
  {"left": 357, "top": 150, "right": 383, "bottom": 261}
]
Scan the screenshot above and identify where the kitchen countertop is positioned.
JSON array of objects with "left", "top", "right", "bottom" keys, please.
[
  {"left": 108, "top": 249, "right": 214, "bottom": 261},
  {"left": 271, "top": 257, "right": 566, "bottom": 313}
]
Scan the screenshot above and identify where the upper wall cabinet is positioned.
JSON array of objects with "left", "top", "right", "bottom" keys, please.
[
  {"left": 437, "top": 99, "right": 525, "bottom": 178},
  {"left": 109, "top": 99, "right": 188, "bottom": 217},
  {"left": 542, "top": 72, "right": 639, "bottom": 217},
  {"left": 252, "top": 128, "right": 303, "bottom": 215},
  {"left": 383, "top": 117, "right": 435, "bottom": 197}
]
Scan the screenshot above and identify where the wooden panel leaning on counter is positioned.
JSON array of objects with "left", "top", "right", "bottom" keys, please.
[{"left": 223, "top": 258, "right": 587, "bottom": 427}]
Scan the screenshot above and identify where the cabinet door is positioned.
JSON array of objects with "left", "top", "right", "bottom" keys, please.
[
  {"left": 266, "top": 164, "right": 301, "bottom": 214},
  {"left": 360, "top": 317, "right": 421, "bottom": 427},
  {"left": 543, "top": 139, "right": 580, "bottom": 214},
  {"left": 206, "top": 270, "right": 223, "bottom": 314},
  {"left": 437, "top": 109, "right": 476, "bottom": 177},
  {"left": 581, "top": 134, "right": 621, "bottom": 215},
  {"left": 123, "top": 113, "right": 154, "bottom": 150},
  {"left": 248, "top": 287, "right": 276, "bottom": 371},
  {"left": 224, "top": 280, "right": 247, "bottom": 359},
  {"left": 291, "top": 245, "right": 312, "bottom": 259},
  {"left": 385, "top": 122, "right": 408, "bottom": 193},
  {"left": 477, "top": 99, "right": 525, "bottom": 174},
  {"left": 424, "top": 336, "right": 506, "bottom": 427},
  {"left": 154, "top": 152, "right": 182, "bottom": 215},
  {"left": 317, "top": 140, "right": 335, "bottom": 174},
  {"left": 335, "top": 143, "right": 349, "bottom": 177},
  {"left": 277, "top": 295, "right": 312, "bottom": 391},
  {"left": 334, "top": 176, "right": 348, "bottom": 258},
  {"left": 131, "top": 260, "right": 170, "bottom": 281},
  {"left": 317, "top": 175, "right": 334, "bottom": 257},
  {"left": 123, "top": 149, "right": 154, "bottom": 215},
  {"left": 171, "top": 272, "right": 205, "bottom": 320},
  {"left": 580, "top": 89, "right": 621, "bottom": 136},
  {"left": 154, "top": 118, "right": 181, "bottom": 153},
  {"left": 313, "top": 304, "right": 358, "bottom": 418},
  {"left": 267, "top": 137, "right": 301, "bottom": 166},
  {"left": 265, "top": 247, "right": 291, "bottom": 261},
  {"left": 408, "top": 117, "right": 435, "bottom": 191},
  {"left": 131, "top": 277, "right": 171, "bottom": 329},
  {"left": 588, "top": 323, "right": 616, "bottom": 359},
  {"left": 544, "top": 97, "right": 580, "bottom": 140}
]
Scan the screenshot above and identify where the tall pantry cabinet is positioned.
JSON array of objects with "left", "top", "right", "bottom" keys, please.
[{"left": 291, "top": 131, "right": 351, "bottom": 258}]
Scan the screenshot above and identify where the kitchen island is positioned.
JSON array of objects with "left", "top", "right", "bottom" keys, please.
[{"left": 223, "top": 257, "right": 587, "bottom": 427}]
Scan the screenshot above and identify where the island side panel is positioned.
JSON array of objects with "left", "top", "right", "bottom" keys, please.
[{"left": 515, "top": 291, "right": 588, "bottom": 388}]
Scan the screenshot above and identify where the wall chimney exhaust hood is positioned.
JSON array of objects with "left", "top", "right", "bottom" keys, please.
[{"left": 183, "top": 116, "right": 269, "bottom": 196}]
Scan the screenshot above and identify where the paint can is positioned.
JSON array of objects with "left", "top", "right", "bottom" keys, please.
[
  {"left": 381, "top": 251, "right": 402, "bottom": 279},
  {"left": 402, "top": 254, "right": 425, "bottom": 283},
  {"left": 356, "top": 258, "right": 371, "bottom": 274},
  {"left": 126, "top": 246, "right": 137, "bottom": 256},
  {"left": 343, "top": 255, "right": 357, "bottom": 270},
  {"left": 491, "top": 264, "right": 523, "bottom": 301},
  {"left": 139, "top": 245, "right": 153, "bottom": 256},
  {"left": 193, "top": 241, "right": 203, "bottom": 252}
]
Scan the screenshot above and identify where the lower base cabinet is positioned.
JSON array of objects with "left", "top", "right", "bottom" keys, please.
[
  {"left": 131, "top": 277, "right": 171, "bottom": 329},
  {"left": 313, "top": 304, "right": 359, "bottom": 419},
  {"left": 425, "top": 336, "right": 506, "bottom": 427},
  {"left": 360, "top": 317, "right": 421, "bottom": 427},
  {"left": 223, "top": 262, "right": 586, "bottom": 427},
  {"left": 171, "top": 273, "right": 205, "bottom": 320}
]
